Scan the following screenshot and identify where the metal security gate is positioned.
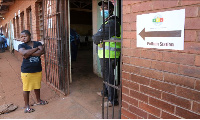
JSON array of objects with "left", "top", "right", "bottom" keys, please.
[
  {"left": 43, "top": 0, "right": 70, "bottom": 95},
  {"left": 99, "top": 0, "right": 122, "bottom": 119}
]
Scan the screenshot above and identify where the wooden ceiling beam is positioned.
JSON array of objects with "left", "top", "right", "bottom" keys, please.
[
  {"left": 0, "top": 1, "right": 14, "bottom": 6},
  {"left": 70, "top": 8, "right": 92, "bottom": 12},
  {"left": 0, "top": 9, "right": 8, "bottom": 14}
]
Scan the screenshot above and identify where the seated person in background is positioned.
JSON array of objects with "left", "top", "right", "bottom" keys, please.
[
  {"left": 0, "top": 34, "right": 6, "bottom": 53},
  {"left": 1, "top": 34, "right": 7, "bottom": 49}
]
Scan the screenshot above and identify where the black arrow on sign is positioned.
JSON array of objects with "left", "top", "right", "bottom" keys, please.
[{"left": 139, "top": 28, "right": 181, "bottom": 40}]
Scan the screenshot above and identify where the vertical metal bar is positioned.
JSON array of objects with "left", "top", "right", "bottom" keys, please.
[
  {"left": 60, "top": 0, "right": 63, "bottom": 91},
  {"left": 53, "top": 0, "right": 56, "bottom": 87},
  {"left": 59, "top": 0, "right": 63, "bottom": 91},
  {"left": 107, "top": 0, "right": 112, "bottom": 119},
  {"left": 118, "top": 0, "right": 122, "bottom": 118},
  {"left": 60, "top": 0, "right": 63, "bottom": 90},
  {"left": 60, "top": 0, "right": 66, "bottom": 94},
  {"left": 64, "top": 0, "right": 70, "bottom": 95},
  {"left": 52, "top": 0, "right": 56, "bottom": 88},
  {"left": 65, "top": 0, "right": 67, "bottom": 94},
  {"left": 113, "top": 0, "right": 116, "bottom": 118},
  {"left": 102, "top": 0, "right": 105, "bottom": 119},
  {"left": 62, "top": 0, "right": 66, "bottom": 92},
  {"left": 49, "top": 0, "right": 53, "bottom": 85},
  {"left": 50, "top": 0, "right": 53, "bottom": 85},
  {"left": 67, "top": 0, "right": 70, "bottom": 95},
  {"left": 53, "top": 0, "right": 57, "bottom": 88},
  {"left": 64, "top": 0, "right": 67, "bottom": 94},
  {"left": 62, "top": 0, "right": 65, "bottom": 93},
  {"left": 56, "top": 0, "right": 59, "bottom": 91},
  {"left": 46, "top": 0, "right": 51, "bottom": 84},
  {"left": 57, "top": 0, "right": 61, "bottom": 90},
  {"left": 47, "top": 0, "right": 51, "bottom": 84}
]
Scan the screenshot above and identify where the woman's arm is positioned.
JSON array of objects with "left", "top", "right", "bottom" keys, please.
[
  {"left": 18, "top": 47, "right": 39, "bottom": 59},
  {"left": 31, "top": 45, "right": 44, "bottom": 56}
]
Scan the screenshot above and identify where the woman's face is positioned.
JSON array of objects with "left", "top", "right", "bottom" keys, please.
[{"left": 20, "top": 33, "right": 31, "bottom": 43}]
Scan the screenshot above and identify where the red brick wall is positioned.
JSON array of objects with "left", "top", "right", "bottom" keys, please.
[{"left": 122, "top": 0, "right": 200, "bottom": 119}]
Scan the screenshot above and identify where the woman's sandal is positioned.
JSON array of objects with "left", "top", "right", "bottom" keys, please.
[
  {"left": 36, "top": 100, "right": 48, "bottom": 105},
  {"left": 24, "top": 108, "right": 35, "bottom": 113}
]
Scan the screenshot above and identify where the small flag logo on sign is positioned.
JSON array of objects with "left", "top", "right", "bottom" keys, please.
[
  {"left": 152, "top": 14, "right": 163, "bottom": 26},
  {"left": 153, "top": 17, "right": 163, "bottom": 23}
]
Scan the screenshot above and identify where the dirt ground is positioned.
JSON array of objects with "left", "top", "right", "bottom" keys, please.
[{"left": 0, "top": 44, "right": 120, "bottom": 119}]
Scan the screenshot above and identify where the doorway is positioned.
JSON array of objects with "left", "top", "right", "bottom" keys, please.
[
  {"left": 69, "top": 0, "right": 105, "bottom": 118},
  {"left": 69, "top": 0, "right": 93, "bottom": 82},
  {"left": 69, "top": 0, "right": 99, "bottom": 92}
]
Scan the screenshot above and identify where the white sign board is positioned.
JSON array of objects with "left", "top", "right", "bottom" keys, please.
[{"left": 137, "top": 9, "right": 185, "bottom": 50}]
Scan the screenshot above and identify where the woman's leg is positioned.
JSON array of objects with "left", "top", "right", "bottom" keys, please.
[
  {"left": 23, "top": 91, "right": 35, "bottom": 113},
  {"left": 23, "top": 91, "right": 30, "bottom": 108},
  {"left": 34, "top": 89, "right": 48, "bottom": 105},
  {"left": 34, "top": 89, "right": 41, "bottom": 103}
]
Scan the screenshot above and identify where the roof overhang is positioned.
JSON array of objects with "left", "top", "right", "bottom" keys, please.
[{"left": 0, "top": 0, "right": 14, "bottom": 19}]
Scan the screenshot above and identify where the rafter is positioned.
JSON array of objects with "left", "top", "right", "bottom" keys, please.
[
  {"left": 70, "top": 0, "right": 91, "bottom": 4},
  {"left": 70, "top": 1, "right": 92, "bottom": 10},
  {"left": 0, "top": 1, "right": 14, "bottom": 6},
  {"left": 81, "top": 3, "right": 91, "bottom": 9},
  {"left": 0, "top": 9, "right": 8, "bottom": 14},
  {"left": 70, "top": 8, "right": 92, "bottom": 12}
]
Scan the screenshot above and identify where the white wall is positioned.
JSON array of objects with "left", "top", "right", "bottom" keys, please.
[{"left": 13, "top": 40, "right": 23, "bottom": 51}]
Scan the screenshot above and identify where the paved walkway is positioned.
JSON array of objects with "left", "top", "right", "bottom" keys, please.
[{"left": 0, "top": 51, "right": 103, "bottom": 119}]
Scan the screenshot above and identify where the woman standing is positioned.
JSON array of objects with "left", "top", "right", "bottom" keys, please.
[{"left": 18, "top": 30, "right": 48, "bottom": 113}]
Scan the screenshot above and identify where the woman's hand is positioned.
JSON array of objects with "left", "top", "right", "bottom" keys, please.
[{"left": 31, "top": 45, "right": 44, "bottom": 56}]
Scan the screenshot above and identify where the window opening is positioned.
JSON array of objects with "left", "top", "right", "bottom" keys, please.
[
  {"left": 16, "top": 16, "right": 19, "bottom": 39},
  {"left": 26, "top": 7, "right": 33, "bottom": 39},
  {"left": 13, "top": 18, "right": 16, "bottom": 39},
  {"left": 20, "top": 12, "right": 25, "bottom": 31},
  {"left": 36, "top": 2, "right": 44, "bottom": 41}
]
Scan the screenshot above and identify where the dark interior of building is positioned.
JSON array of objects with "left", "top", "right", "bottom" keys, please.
[{"left": 69, "top": 0, "right": 93, "bottom": 83}]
